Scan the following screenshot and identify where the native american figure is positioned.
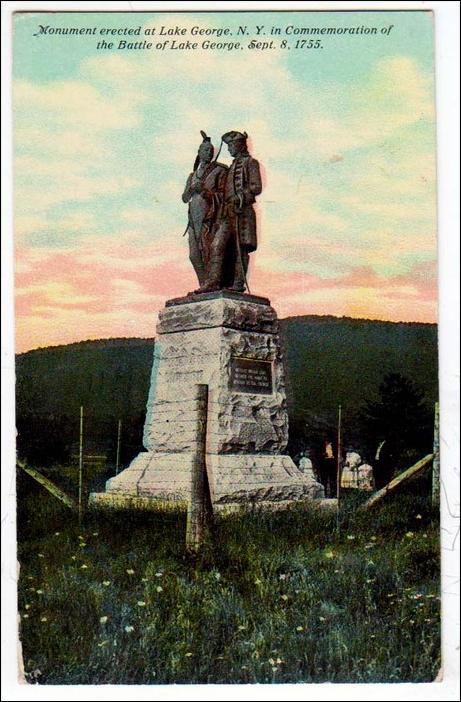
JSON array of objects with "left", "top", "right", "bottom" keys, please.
[
  {"left": 182, "top": 131, "right": 228, "bottom": 288},
  {"left": 198, "top": 130, "right": 263, "bottom": 293}
]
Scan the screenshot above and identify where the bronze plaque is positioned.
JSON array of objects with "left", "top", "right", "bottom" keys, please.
[{"left": 230, "top": 357, "right": 273, "bottom": 395}]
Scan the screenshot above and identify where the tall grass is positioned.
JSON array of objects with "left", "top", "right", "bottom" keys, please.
[{"left": 17, "top": 487, "right": 440, "bottom": 684}]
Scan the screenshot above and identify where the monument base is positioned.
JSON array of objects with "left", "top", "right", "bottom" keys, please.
[
  {"left": 90, "top": 292, "right": 324, "bottom": 509},
  {"left": 97, "top": 451, "right": 323, "bottom": 509}
]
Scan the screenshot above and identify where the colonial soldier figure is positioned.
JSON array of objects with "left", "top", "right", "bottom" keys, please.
[
  {"left": 199, "top": 130, "right": 263, "bottom": 293},
  {"left": 182, "top": 131, "right": 228, "bottom": 289}
]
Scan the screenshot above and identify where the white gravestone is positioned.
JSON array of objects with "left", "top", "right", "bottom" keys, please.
[{"left": 341, "top": 451, "right": 375, "bottom": 491}]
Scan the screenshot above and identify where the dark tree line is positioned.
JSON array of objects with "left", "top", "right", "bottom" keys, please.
[
  {"left": 359, "top": 373, "right": 433, "bottom": 488},
  {"left": 288, "top": 372, "right": 434, "bottom": 490},
  {"left": 15, "top": 325, "right": 437, "bottom": 493},
  {"left": 16, "top": 410, "right": 146, "bottom": 471}
]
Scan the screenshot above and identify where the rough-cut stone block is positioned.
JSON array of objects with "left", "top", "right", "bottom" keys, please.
[
  {"left": 105, "top": 453, "right": 151, "bottom": 495},
  {"left": 165, "top": 290, "right": 270, "bottom": 308},
  {"left": 91, "top": 295, "right": 324, "bottom": 508},
  {"left": 157, "top": 296, "right": 278, "bottom": 335},
  {"left": 98, "top": 451, "right": 324, "bottom": 506}
]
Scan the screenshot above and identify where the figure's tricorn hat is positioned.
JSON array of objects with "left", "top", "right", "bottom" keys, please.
[{"left": 222, "top": 130, "right": 248, "bottom": 144}]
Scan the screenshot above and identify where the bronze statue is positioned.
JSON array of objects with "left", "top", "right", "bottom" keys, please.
[
  {"left": 183, "top": 130, "right": 262, "bottom": 294},
  {"left": 182, "top": 131, "right": 228, "bottom": 288}
]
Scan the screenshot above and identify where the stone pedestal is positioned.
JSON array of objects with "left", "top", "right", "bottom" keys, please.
[{"left": 91, "top": 291, "right": 323, "bottom": 509}]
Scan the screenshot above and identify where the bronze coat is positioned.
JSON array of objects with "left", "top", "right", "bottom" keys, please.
[{"left": 224, "top": 154, "right": 262, "bottom": 252}]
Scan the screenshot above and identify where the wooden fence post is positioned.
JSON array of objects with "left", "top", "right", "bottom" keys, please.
[
  {"left": 432, "top": 402, "right": 440, "bottom": 506},
  {"left": 186, "top": 384, "right": 213, "bottom": 552},
  {"left": 336, "top": 404, "right": 342, "bottom": 526},
  {"left": 359, "top": 453, "right": 434, "bottom": 511},
  {"left": 115, "top": 419, "right": 122, "bottom": 475},
  {"left": 17, "top": 459, "right": 77, "bottom": 511},
  {"left": 78, "top": 406, "right": 84, "bottom": 523}
]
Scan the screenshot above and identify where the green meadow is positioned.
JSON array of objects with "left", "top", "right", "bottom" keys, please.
[{"left": 17, "top": 485, "right": 440, "bottom": 685}]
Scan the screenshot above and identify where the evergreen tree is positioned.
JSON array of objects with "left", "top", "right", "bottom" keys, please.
[{"left": 360, "top": 373, "right": 433, "bottom": 488}]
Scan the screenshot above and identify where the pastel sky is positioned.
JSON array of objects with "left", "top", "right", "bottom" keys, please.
[{"left": 14, "top": 11, "right": 437, "bottom": 353}]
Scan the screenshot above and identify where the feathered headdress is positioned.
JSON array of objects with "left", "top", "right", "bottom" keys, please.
[{"left": 193, "top": 130, "right": 212, "bottom": 171}]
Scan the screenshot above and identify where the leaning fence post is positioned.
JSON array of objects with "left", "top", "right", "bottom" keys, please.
[
  {"left": 432, "top": 402, "right": 440, "bottom": 506},
  {"left": 359, "top": 453, "right": 434, "bottom": 511},
  {"left": 186, "top": 384, "right": 212, "bottom": 552}
]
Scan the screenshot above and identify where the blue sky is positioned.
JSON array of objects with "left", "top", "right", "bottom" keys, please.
[{"left": 14, "top": 11, "right": 437, "bottom": 351}]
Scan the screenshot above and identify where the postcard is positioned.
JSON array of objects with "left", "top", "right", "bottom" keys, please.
[{"left": 5, "top": 4, "right": 458, "bottom": 695}]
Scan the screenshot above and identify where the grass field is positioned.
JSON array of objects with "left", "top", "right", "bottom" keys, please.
[{"left": 17, "top": 484, "right": 440, "bottom": 685}]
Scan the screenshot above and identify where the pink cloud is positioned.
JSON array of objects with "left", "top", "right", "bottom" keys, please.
[{"left": 15, "top": 238, "right": 437, "bottom": 353}]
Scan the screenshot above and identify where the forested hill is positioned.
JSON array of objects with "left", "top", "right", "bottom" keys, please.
[
  {"left": 15, "top": 316, "right": 437, "bottom": 466},
  {"left": 17, "top": 337, "right": 155, "bottom": 421},
  {"left": 281, "top": 315, "right": 437, "bottom": 423}
]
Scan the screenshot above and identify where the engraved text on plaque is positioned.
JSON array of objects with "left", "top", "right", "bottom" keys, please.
[{"left": 230, "top": 357, "right": 273, "bottom": 395}]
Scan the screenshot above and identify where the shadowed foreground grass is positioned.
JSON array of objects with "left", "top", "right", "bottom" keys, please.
[{"left": 17, "top": 489, "right": 440, "bottom": 684}]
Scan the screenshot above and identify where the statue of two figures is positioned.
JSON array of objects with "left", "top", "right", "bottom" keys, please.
[{"left": 182, "top": 130, "right": 262, "bottom": 294}]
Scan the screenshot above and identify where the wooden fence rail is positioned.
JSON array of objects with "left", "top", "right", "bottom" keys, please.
[
  {"left": 359, "top": 453, "right": 434, "bottom": 512},
  {"left": 17, "top": 459, "right": 77, "bottom": 511}
]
